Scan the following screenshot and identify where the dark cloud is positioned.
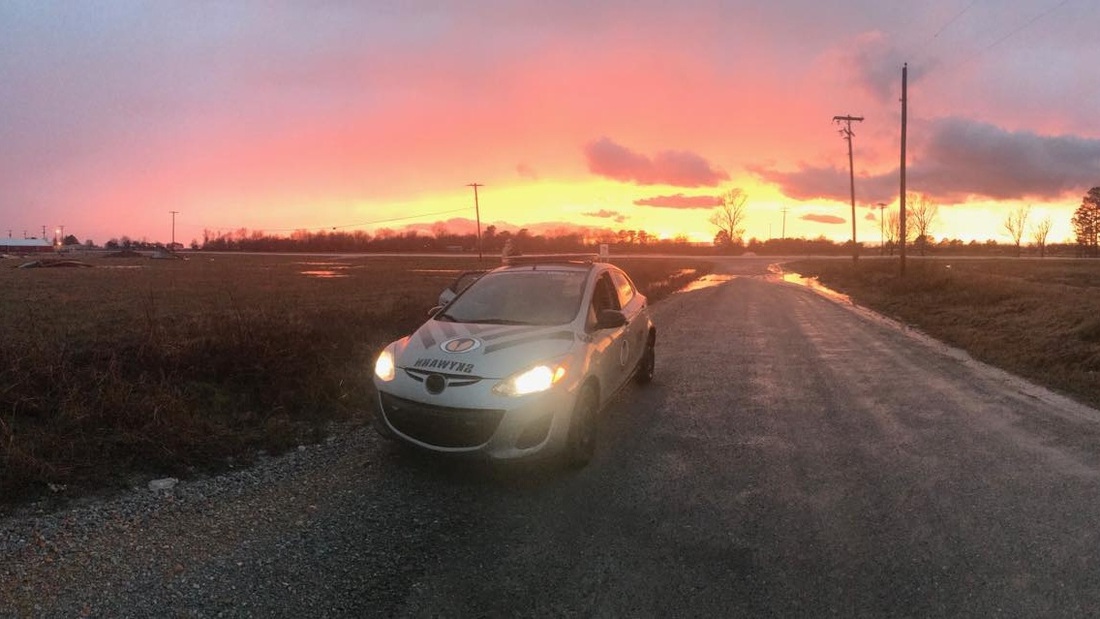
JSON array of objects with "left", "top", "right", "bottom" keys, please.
[
  {"left": 747, "top": 162, "right": 898, "bottom": 205},
  {"left": 633, "top": 193, "right": 722, "bottom": 209},
  {"left": 584, "top": 137, "right": 729, "bottom": 187},
  {"left": 750, "top": 117, "right": 1100, "bottom": 205},
  {"left": 833, "top": 31, "right": 931, "bottom": 104},
  {"left": 801, "top": 214, "right": 846, "bottom": 225},
  {"left": 516, "top": 163, "right": 539, "bottom": 179},
  {"left": 910, "top": 118, "right": 1100, "bottom": 201},
  {"left": 581, "top": 209, "right": 627, "bottom": 223}
]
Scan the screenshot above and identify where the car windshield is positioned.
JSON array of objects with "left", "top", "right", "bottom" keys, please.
[{"left": 438, "top": 269, "right": 587, "bottom": 326}]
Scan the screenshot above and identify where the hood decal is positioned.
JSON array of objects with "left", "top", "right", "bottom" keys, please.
[
  {"left": 437, "top": 320, "right": 459, "bottom": 340},
  {"left": 441, "top": 337, "right": 481, "bottom": 353},
  {"left": 411, "top": 322, "right": 574, "bottom": 359},
  {"left": 482, "top": 330, "right": 575, "bottom": 354},
  {"left": 419, "top": 327, "right": 439, "bottom": 350}
]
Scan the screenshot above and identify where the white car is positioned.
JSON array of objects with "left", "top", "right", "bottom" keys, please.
[{"left": 372, "top": 255, "right": 656, "bottom": 467}]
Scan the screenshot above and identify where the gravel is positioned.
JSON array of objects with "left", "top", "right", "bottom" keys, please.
[{"left": 0, "top": 424, "right": 463, "bottom": 618}]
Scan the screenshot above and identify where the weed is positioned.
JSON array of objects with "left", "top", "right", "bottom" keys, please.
[{"left": 0, "top": 253, "right": 709, "bottom": 509}]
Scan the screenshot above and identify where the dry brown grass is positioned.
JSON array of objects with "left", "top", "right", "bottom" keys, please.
[
  {"left": 0, "top": 252, "right": 710, "bottom": 509},
  {"left": 786, "top": 258, "right": 1100, "bottom": 410}
]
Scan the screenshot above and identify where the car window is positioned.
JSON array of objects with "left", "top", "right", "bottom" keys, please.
[
  {"left": 586, "top": 273, "right": 621, "bottom": 330},
  {"left": 593, "top": 273, "right": 620, "bottom": 312},
  {"left": 609, "top": 269, "right": 635, "bottom": 307},
  {"left": 437, "top": 269, "right": 587, "bottom": 326}
]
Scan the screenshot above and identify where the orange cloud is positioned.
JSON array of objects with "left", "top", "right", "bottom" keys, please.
[
  {"left": 582, "top": 209, "right": 627, "bottom": 223},
  {"left": 801, "top": 214, "right": 846, "bottom": 225}
]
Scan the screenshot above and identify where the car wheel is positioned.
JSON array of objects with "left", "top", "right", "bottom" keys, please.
[
  {"left": 564, "top": 385, "right": 598, "bottom": 469},
  {"left": 635, "top": 334, "right": 655, "bottom": 384}
]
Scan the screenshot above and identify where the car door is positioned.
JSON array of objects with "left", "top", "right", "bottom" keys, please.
[
  {"left": 609, "top": 267, "right": 647, "bottom": 375},
  {"left": 585, "top": 271, "right": 630, "bottom": 397}
]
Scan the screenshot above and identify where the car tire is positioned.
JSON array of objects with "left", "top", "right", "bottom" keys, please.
[
  {"left": 635, "top": 334, "right": 655, "bottom": 384},
  {"left": 564, "top": 384, "right": 598, "bottom": 469}
]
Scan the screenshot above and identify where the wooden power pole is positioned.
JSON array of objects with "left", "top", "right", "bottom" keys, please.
[
  {"left": 466, "top": 183, "right": 483, "bottom": 262},
  {"left": 899, "top": 63, "right": 908, "bottom": 276},
  {"left": 833, "top": 114, "right": 864, "bottom": 262}
]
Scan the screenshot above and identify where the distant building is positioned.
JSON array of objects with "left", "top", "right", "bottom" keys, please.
[{"left": 0, "top": 238, "right": 54, "bottom": 254}]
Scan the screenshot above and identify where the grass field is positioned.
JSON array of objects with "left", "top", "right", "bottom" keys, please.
[
  {"left": 785, "top": 257, "right": 1100, "bottom": 412},
  {"left": 0, "top": 253, "right": 712, "bottom": 509}
]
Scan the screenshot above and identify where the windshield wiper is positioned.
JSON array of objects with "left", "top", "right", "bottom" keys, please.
[{"left": 475, "top": 318, "right": 532, "bottom": 325}]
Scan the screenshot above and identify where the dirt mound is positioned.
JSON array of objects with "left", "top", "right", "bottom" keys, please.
[{"left": 16, "top": 259, "right": 94, "bottom": 269}]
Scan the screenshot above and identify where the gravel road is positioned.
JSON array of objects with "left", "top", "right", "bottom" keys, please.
[{"left": 5, "top": 257, "right": 1100, "bottom": 617}]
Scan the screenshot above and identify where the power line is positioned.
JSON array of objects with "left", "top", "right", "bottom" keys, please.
[
  {"left": 905, "top": 0, "right": 1073, "bottom": 73},
  {"left": 931, "top": 0, "right": 978, "bottom": 40},
  {"left": 982, "top": 0, "right": 1072, "bottom": 52}
]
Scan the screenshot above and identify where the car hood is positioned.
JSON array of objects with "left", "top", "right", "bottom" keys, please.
[{"left": 394, "top": 319, "right": 578, "bottom": 379}]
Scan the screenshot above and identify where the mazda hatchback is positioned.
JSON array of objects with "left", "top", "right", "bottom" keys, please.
[{"left": 372, "top": 256, "right": 655, "bottom": 467}]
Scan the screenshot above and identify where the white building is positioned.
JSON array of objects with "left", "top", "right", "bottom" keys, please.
[{"left": 0, "top": 238, "right": 54, "bottom": 254}]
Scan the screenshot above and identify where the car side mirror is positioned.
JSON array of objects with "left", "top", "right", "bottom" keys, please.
[
  {"left": 596, "top": 309, "right": 627, "bottom": 330},
  {"left": 438, "top": 270, "right": 487, "bottom": 307}
]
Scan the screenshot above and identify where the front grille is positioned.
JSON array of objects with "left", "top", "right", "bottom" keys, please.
[{"left": 379, "top": 393, "right": 505, "bottom": 448}]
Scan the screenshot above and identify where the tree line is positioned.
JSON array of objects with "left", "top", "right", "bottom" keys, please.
[{"left": 80, "top": 186, "right": 1100, "bottom": 258}]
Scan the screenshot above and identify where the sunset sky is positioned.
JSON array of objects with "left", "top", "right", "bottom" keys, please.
[{"left": 2, "top": 1, "right": 1098, "bottom": 247}]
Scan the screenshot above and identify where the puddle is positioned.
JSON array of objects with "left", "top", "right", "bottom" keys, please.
[
  {"left": 677, "top": 273, "right": 738, "bottom": 293},
  {"left": 769, "top": 264, "right": 852, "bottom": 304},
  {"left": 300, "top": 270, "right": 349, "bottom": 279}
]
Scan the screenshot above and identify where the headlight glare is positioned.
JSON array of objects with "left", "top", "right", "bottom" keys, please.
[
  {"left": 494, "top": 361, "right": 567, "bottom": 396},
  {"left": 374, "top": 346, "right": 396, "bottom": 382}
]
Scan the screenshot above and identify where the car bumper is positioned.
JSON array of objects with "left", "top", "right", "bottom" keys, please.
[{"left": 373, "top": 385, "right": 577, "bottom": 460}]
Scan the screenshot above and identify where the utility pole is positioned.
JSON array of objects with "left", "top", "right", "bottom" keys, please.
[
  {"left": 169, "top": 210, "right": 178, "bottom": 250},
  {"left": 781, "top": 205, "right": 788, "bottom": 239},
  {"left": 833, "top": 114, "right": 864, "bottom": 262},
  {"left": 899, "top": 64, "right": 908, "bottom": 276},
  {"left": 877, "top": 203, "right": 886, "bottom": 255},
  {"left": 466, "top": 183, "right": 483, "bottom": 262},
  {"left": 41, "top": 225, "right": 47, "bottom": 239}
]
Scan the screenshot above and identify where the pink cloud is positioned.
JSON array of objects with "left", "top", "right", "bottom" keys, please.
[
  {"left": 801, "top": 214, "right": 846, "bottom": 225},
  {"left": 516, "top": 163, "right": 539, "bottom": 179},
  {"left": 633, "top": 193, "right": 722, "bottom": 209},
  {"left": 584, "top": 137, "right": 729, "bottom": 187}
]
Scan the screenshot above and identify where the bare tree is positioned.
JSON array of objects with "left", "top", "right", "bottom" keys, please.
[
  {"left": 907, "top": 192, "right": 939, "bottom": 256},
  {"left": 1003, "top": 205, "right": 1030, "bottom": 257},
  {"left": 1031, "top": 216, "right": 1052, "bottom": 258},
  {"left": 709, "top": 189, "right": 747, "bottom": 249},
  {"left": 885, "top": 208, "right": 915, "bottom": 256}
]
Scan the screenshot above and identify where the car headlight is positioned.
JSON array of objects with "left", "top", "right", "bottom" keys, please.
[
  {"left": 374, "top": 345, "right": 397, "bottom": 382},
  {"left": 493, "top": 361, "right": 568, "bottom": 397}
]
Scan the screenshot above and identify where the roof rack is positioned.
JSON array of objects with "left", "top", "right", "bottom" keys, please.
[{"left": 502, "top": 253, "right": 601, "bottom": 266}]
